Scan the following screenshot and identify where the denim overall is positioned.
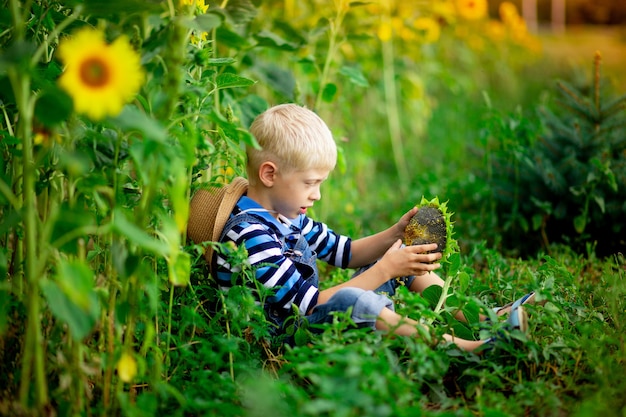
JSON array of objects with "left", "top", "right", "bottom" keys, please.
[{"left": 218, "top": 212, "right": 319, "bottom": 333}]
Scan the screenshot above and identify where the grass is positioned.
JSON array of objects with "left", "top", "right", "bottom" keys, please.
[
  {"left": 239, "top": 26, "right": 626, "bottom": 417},
  {"left": 2, "top": 1, "right": 626, "bottom": 413},
  {"left": 162, "top": 244, "right": 626, "bottom": 417}
]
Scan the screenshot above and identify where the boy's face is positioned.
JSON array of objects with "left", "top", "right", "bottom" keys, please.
[{"left": 270, "top": 168, "right": 330, "bottom": 219}]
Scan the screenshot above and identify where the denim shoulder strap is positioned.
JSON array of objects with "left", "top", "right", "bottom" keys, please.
[{"left": 212, "top": 212, "right": 286, "bottom": 274}]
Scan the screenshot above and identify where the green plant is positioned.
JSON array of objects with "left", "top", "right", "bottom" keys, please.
[
  {"left": 0, "top": 0, "right": 259, "bottom": 414},
  {"left": 2, "top": 1, "right": 625, "bottom": 416},
  {"left": 486, "top": 52, "right": 626, "bottom": 257}
]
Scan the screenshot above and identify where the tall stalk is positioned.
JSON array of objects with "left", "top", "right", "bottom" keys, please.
[
  {"left": 380, "top": 9, "right": 409, "bottom": 187},
  {"left": 314, "top": 0, "right": 348, "bottom": 112},
  {"left": 102, "top": 130, "right": 125, "bottom": 414},
  {"left": 8, "top": 0, "right": 48, "bottom": 409}
]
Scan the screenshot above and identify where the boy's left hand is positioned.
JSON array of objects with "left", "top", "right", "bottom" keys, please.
[{"left": 395, "top": 207, "right": 418, "bottom": 240}]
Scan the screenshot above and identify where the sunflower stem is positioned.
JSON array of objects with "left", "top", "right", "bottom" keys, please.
[
  {"left": 8, "top": 0, "right": 48, "bottom": 410},
  {"left": 165, "top": 283, "right": 175, "bottom": 378},
  {"left": 433, "top": 272, "right": 455, "bottom": 315},
  {"left": 8, "top": 31, "right": 49, "bottom": 417},
  {"left": 30, "top": 4, "right": 83, "bottom": 67},
  {"left": 380, "top": 9, "right": 409, "bottom": 188},
  {"left": 314, "top": 0, "right": 347, "bottom": 112}
]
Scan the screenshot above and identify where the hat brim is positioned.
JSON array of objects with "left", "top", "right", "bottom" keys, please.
[{"left": 187, "top": 177, "right": 248, "bottom": 264}]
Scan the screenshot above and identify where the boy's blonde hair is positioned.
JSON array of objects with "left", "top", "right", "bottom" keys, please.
[{"left": 247, "top": 103, "right": 336, "bottom": 183}]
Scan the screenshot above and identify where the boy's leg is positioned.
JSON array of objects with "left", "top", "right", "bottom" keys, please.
[
  {"left": 408, "top": 271, "right": 445, "bottom": 293},
  {"left": 408, "top": 271, "right": 534, "bottom": 322},
  {"left": 376, "top": 307, "right": 486, "bottom": 351},
  {"left": 306, "top": 287, "right": 394, "bottom": 331},
  {"left": 308, "top": 288, "right": 487, "bottom": 352}
]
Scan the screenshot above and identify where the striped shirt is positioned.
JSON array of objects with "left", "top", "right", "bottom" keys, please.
[{"left": 215, "top": 196, "right": 351, "bottom": 315}]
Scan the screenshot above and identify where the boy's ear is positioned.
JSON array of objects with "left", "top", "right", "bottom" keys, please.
[{"left": 258, "top": 161, "right": 278, "bottom": 187}]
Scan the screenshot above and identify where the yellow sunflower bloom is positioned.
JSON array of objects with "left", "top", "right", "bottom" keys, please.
[
  {"left": 414, "top": 17, "right": 441, "bottom": 44},
  {"left": 433, "top": 1, "right": 457, "bottom": 24},
  {"left": 499, "top": 1, "right": 519, "bottom": 24},
  {"left": 180, "top": 0, "right": 209, "bottom": 13},
  {"left": 377, "top": 20, "right": 393, "bottom": 42},
  {"left": 116, "top": 352, "right": 138, "bottom": 383},
  {"left": 456, "top": 0, "right": 488, "bottom": 20},
  {"left": 57, "top": 28, "right": 144, "bottom": 121},
  {"left": 486, "top": 20, "right": 506, "bottom": 42}
]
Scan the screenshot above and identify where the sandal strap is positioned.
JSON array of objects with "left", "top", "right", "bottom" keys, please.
[{"left": 493, "top": 291, "right": 536, "bottom": 314}]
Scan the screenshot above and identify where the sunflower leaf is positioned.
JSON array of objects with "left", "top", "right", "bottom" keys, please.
[
  {"left": 182, "top": 13, "right": 223, "bottom": 32},
  {"left": 35, "top": 86, "right": 73, "bottom": 127},
  {"left": 215, "top": 73, "right": 256, "bottom": 90},
  {"left": 339, "top": 65, "right": 369, "bottom": 87},
  {"left": 112, "top": 106, "right": 167, "bottom": 142},
  {"left": 254, "top": 30, "right": 300, "bottom": 51},
  {"left": 321, "top": 83, "right": 337, "bottom": 103}
]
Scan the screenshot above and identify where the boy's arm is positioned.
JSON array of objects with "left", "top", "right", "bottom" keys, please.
[
  {"left": 347, "top": 206, "right": 418, "bottom": 268},
  {"left": 315, "top": 240, "right": 441, "bottom": 307}
]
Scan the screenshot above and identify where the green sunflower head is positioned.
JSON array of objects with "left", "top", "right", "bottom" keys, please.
[{"left": 403, "top": 196, "right": 459, "bottom": 262}]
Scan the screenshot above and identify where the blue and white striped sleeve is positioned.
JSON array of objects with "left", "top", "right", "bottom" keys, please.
[
  {"left": 215, "top": 221, "right": 319, "bottom": 315},
  {"left": 300, "top": 217, "right": 351, "bottom": 268}
]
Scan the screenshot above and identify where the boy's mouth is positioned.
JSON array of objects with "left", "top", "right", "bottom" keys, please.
[{"left": 300, "top": 207, "right": 307, "bottom": 214}]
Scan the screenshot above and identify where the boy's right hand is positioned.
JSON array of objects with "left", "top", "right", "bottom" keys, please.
[{"left": 376, "top": 239, "right": 442, "bottom": 279}]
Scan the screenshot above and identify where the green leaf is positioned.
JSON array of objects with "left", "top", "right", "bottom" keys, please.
[
  {"left": 169, "top": 252, "right": 191, "bottom": 287},
  {"left": 223, "top": 0, "right": 258, "bottom": 25},
  {"left": 112, "top": 106, "right": 167, "bottom": 142},
  {"left": 0, "top": 40, "right": 37, "bottom": 74},
  {"left": 254, "top": 30, "right": 300, "bottom": 51},
  {"left": 294, "top": 326, "right": 310, "bottom": 346},
  {"left": 593, "top": 195, "right": 606, "bottom": 213},
  {"left": 78, "top": 0, "right": 163, "bottom": 15},
  {"left": 0, "top": 210, "right": 21, "bottom": 236},
  {"left": 446, "top": 293, "right": 460, "bottom": 308},
  {"left": 421, "top": 285, "right": 442, "bottom": 309},
  {"left": 56, "top": 259, "right": 97, "bottom": 310},
  {"left": 111, "top": 240, "right": 140, "bottom": 280},
  {"left": 35, "top": 87, "right": 74, "bottom": 127},
  {"left": 208, "top": 57, "right": 237, "bottom": 66},
  {"left": 252, "top": 63, "right": 295, "bottom": 100},
  {"left": 457, "top": 271, "right": 470, "bottom": 294},
  {"left": 57, "top": 146, "right": 92, "bottom": 177},
  {"left": 216, "top": 73, "right": 256, "bottom": 90},
  {"left": 461, "top": 300, "right": 480, "bottom": 324},
  {"left": 112, "top": 209, "right": 169, "bottom": 256},
  {"left": 41, "top": 274, "right": 99, "bottom": 342},
  {"left": 530, "top": 214, "right": 542, "bottom": 231},
  {"left": 321, "top": 83, "right": 337, "bottom": 103},
  {"left": 182, "top": 13, "right": 223, "bottom": 32},
  {"left": 169, "top": 167, "right": 190, "bottom": 234},
  {"left": 448, "top": 319, "right": 475, "bottom": 341},
  {"left": 51, "top": 203, "right": 96, "bottom": 254},
  {"left": 339, "top": 65, "right": 369, "bottom": 87},
  {"left": 216, "top": 26, "right": 250, "bottom": 50},
  {"left": 446, "top": 252, "right": 461, "bottom": 275},
  {"left": 238, "top": 94, "right": 269, "bottom": 128},
  {"left": 574, "top": 214, "right": 586, "bottom": 234}
]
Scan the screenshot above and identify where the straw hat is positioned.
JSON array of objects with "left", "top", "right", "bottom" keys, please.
[{"left": 187, "top": 177, "right": 249, "bottom": 265}]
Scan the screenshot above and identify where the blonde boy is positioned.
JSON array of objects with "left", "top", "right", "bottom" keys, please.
[{"left": 209, "top": 103, "right": 531, "bottom": 351}]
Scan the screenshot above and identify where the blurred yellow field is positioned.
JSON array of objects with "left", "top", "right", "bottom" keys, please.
[{"left": 539, "top": 25, "right": 626, "bottom": 88}]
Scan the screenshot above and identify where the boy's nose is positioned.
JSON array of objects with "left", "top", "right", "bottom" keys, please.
[{"left": 311, "top": 187, "right": 321, "bottom": 201}]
